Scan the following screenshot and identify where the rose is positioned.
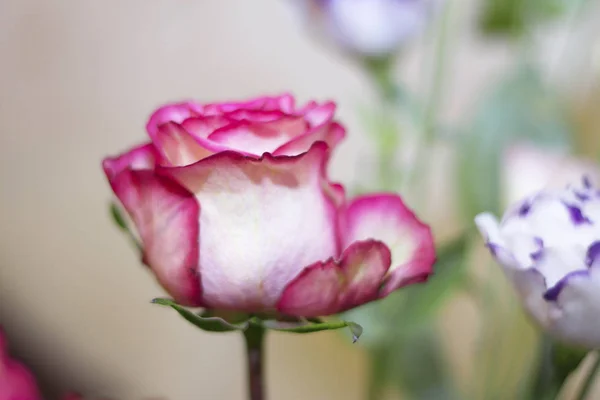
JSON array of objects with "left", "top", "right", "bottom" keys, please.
[
  {"left": 295, "top": 0, "right": 437, "bottom": 59},
  {"left": 103, "top": 94, "right": 435, "bottom": 317},
  {"left": 0, "top": 329, "right": 40, "bottom": 400},
  {"left": 476, "top": 177, "right": 600, "bottom": 348},
  {"left": 1, "top": 328, "right": 159, "bottom": 400},
  {"left": 143, "top": 93, "right": 345, "bottom": 164}
]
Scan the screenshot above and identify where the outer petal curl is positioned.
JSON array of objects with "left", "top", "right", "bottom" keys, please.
[
  {"left": 341, "top": 194, "right": 436, "bottom": 297},
  {"left": 107, "top": 169, "right": 202, "bottom": 306},
  {"left": 102, "top": 142, "right": 158, "bottom": 181},
  {"left": 277, "top": 240, "right": 391, "bottom": 317}
]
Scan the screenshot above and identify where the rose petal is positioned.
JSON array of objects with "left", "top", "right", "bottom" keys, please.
[
  {"left": 224, "top": 109, "right": 288, "bottom": 122},
  {"left": 159, "top": 142, "right": 338, "bottom": 311},
  {"left": 0, "top": 329, "right": 41, "bottom": 400},
  {"left": 273, "top": 122, "right": 346, "bottom": 156},
  {"left": 181, "top": 116, "right": 232, "bottom": 139},
  {"left": 146, "top": 102, "right": 202, "bottom": 136},
  {"left": 109, "top": 169, "right": 202, "bottom": 306},
  {"left": 277, "top": 240, "right": 391, "bottom": 317},
  {"left": 207, "top": 121, "right": 299, "bottom": 156},
  {"left": 342, "top": 194, "right": 435, "bottom": 296},
  {"left": 153, "top": 122, "right": 218, "bottom": 166},
  {"left": 102, "top": 142, "right": 158, "bottom": 182},
  {"left": 303, "top": 101, "right": 336, "bottom": 127},
  {"left": 276, "top": 93, "right": 295, "bottom": 113},
  {"left": 212, "top": 94, "right": 292, "bottom": 114}
]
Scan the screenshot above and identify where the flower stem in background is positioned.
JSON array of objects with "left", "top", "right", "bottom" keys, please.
[
  {"left": 530, "top": 335, "right": 561, "bottom": 400},
  {"left": 575, "top": 353, "right": 600, "bottom": 400},
  {"left": 363, "top": 57, "right": 397, "bottom": 103},
  {"left": 422, "top": 0, "right": 453, "bottom": 143},
  {"left": 408, "top": 0, "right": 455, "bottom": 188},
  {"left": 365, "top": 346, "right": 389, "bottom": 400},
  {"left": 244, "top": 324, "right": 266, "bottom": 400}
]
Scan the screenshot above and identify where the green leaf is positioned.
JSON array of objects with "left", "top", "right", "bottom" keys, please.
[
  {"left": 262, "top": 319, "right": 363, "bottom": 342},
  {"left": 151, "top": 298, "right": 249, "bottom": 333},
  {"left": 396, "top": 233, "right": 471, "bottom": 330},
  {"left": 390, "top": 327, "right": 459, "bottom": 400},
  {"left": 458, "top": 65, "right": 572, "bottom": 222},
  {"left": 479, "top": 0, "right": 575, "bottom": 38},
  {"left": 552, "top": 341, "right": 589, "bottom": 384}
]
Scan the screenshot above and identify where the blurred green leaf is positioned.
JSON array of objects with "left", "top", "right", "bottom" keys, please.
[
  {"left": 552, "top": 341, "right": 588, "bottom": 384},
  {"left": 397, "top": 233, "right": 470, "bottom": 330},
  {"left": 342, "top": 235, "right": 470, "bottom": 398},
  {"left": 479, "top": 0, "right": 575, "bottom": 38},
  {"left": 391, "top": 327, "right": 460, "bottom": 400},
  {"left": 458, "top": 65, "right": 573, "bottom": 222},
  {"left": 342, "top": 233, "right": 470, "bottom": 346},
  {"left": 526, "top": 336, "right": 588, "bottom": 400}
]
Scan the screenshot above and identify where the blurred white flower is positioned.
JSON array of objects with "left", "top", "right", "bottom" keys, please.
[
  {"left": 502, "top": 143, "right": 600, "bottom": 205},
  {"left": 477, "top": 176, "right": 600, "bottom": 348},
  {"left": 297, "top": 0, "right": 438, "bottom": 59}
]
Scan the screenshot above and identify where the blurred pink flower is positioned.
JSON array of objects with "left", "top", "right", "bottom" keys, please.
[
  {"left": 103, "top": 94, "right": 436, "bottom": 317},
  {"left": 0, "top": 329, "right": 40, "bottom": 400}
]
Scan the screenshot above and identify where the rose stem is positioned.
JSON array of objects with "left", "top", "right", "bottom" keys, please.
[{"left": 244, "top": 323, "right": 266, "bottom": 400}]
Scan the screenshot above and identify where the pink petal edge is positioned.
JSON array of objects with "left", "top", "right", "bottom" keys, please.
[
  {"left": 276, "top": 240, "right": 392, "bottom": 317},
  {"left": 342, "top": 194, "right": 436, "bottom": 297},
  {"left": 109, "top": 169, "right": 203, "bottom": 306},
  {"left": 273, "top": 121, "right": 346, "bottom": 156},
  {"left": 146, "top": 102, "right": 203, "bottom": 136},
  {"left": 102, "top": 142, "right": 159, "bottom": 182}
]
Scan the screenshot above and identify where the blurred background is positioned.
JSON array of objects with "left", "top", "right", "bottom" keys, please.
[{"left": 1, "top": 0, "right": 600, "bottom": 399}]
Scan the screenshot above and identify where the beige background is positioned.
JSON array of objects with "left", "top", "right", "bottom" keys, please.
[{"left": 1, "top": 0, "right": 599, "bottom": 399}]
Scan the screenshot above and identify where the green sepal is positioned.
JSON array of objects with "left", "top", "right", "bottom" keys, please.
[
  {"left": 109, "top": 202, "right": 128, "bottom": 231},
  {"left": 261, "top": 318, "right": 363, "bottom": 343},
  {"left": 151, "top": 298, "right": 249, "bottom": 332},
  {"left": 152, "top": 298, "right": 363, "bottom": 341},
  {"left": 109, "top": 202, "right": 142, "bottom": 252}
]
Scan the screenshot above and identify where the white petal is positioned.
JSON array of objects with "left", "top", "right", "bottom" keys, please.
[{"left": 550, "top": 269, "right": 600, "bottom": 348}]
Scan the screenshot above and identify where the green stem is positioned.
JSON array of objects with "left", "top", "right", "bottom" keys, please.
[
  {"left": 363, "top": 57, "right": 400, "bottom": 191},
  {"left": 363, "top": 57, "right": 397, "bottom": 103},
  {"left": 530, "top": 335, "right": 561, "bottom": 400},
  {"left": 401, "top": 0, "right": 455, "bottom": 196},
  {"left": 422, "top": 0, "right": 452, "bottom": 144},
  {"left": 244, "top": 324, "right": 266, "bottom": 400},
  {"left": 575, "top": 354, "right": 600, "bottom": 400}
]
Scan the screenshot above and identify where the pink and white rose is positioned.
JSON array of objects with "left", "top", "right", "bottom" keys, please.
[
  {"left": 0, "top": 329, "right": 40, "bottom": 400},
  {"left": 103, "top": 94, "right": 435, "bottom": 317}
]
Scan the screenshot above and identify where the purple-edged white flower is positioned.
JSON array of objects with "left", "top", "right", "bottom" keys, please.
[
  {"left": 476, "top": 177, "right": 600, "bottom": 348},
  {"left": 298, "top": 0, "right": 437, "bottom": 59}
]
